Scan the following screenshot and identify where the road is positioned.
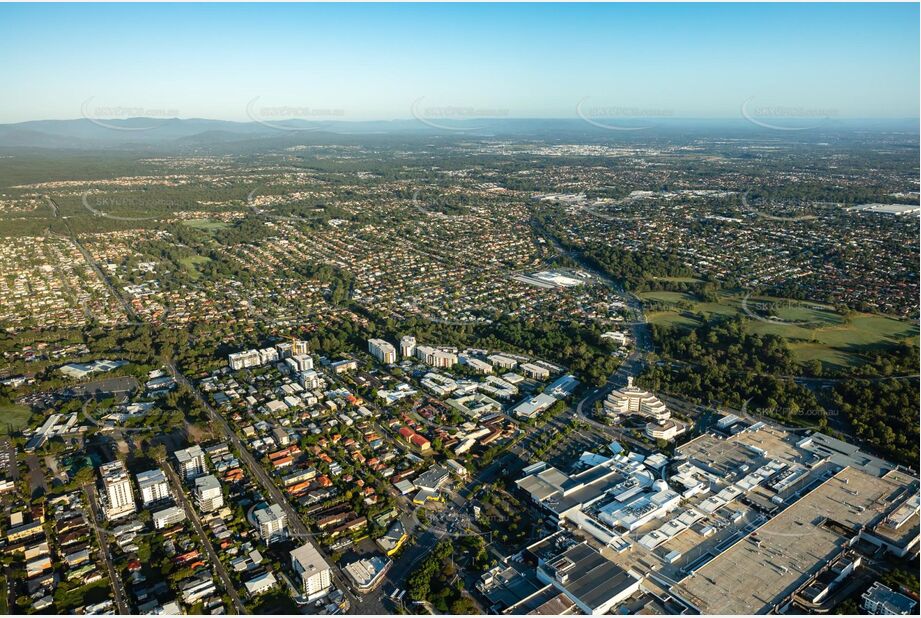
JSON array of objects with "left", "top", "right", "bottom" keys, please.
[
  {"left": 166, "top": 363, "right": 366, "bottom": 614},
  {"left": 47, "top": 200, "right": 140, "bottom": 322},
  {"left": 161, "top": 459, "right": 247, "bottom": 614},
  {"left": 83, "top": 484, "right": 130, "bottom": 614},
  {"left": 60, "top": 219, "right": 361, "bottom": 614},
  {"left": 532, "top": 215, "right": 655, "bottom": 427}
]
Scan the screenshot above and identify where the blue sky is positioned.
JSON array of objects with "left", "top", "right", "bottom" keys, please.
[{"left": 0, "top": 3, "right": 918, "bottom": 122}]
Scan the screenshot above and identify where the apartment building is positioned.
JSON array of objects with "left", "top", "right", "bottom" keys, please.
[
  {"left": 100, "top": 460, "right": 136, "bottom": 521},
  {"left": 152, "top": 505, "right": 187, "bottom": 530},
  {"left": 400, "top": 335, "right": 417, "bottom": 359},
  {"left": 194, "top": 475, "right": 224, "bottom": 512},
  {"left": 136, "top": 469, "right": 171, "bottom": 507},
  {"left": 254, "top": 504, "right": 288, "bottom": 545},
  {"left": 174, "top": 445, "right": 207, "bottom": 480},
  {"left": 291, "top": 542, "right": 332, "bottom": 599},
  {"left": 368, "top": 338, "right": 397, "bottom": 364}
]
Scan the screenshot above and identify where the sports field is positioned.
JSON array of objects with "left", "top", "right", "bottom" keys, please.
[
  {"left": 181, "top": 218, "right": 230, "bottom": 231},
  {"left": 179, "top": 254, "right": 212, "bottom": 280},
  {"left": 0, "top": 402, "right": 31, "bottom": 434}
]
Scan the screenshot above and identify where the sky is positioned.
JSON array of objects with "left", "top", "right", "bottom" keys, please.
[{"left": 0, "top": 3, "right": 918, "bottom": 123}]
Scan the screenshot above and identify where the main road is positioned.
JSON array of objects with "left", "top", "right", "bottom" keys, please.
[
  {"left": 161, "top": 459, "right": 247, "bottom": 614},
  {"left": 166, "top": 362, "right": 369, "bottom": 614},
  {"left": 530, "top": 214, "right": 654, "bottom": 424},
  {"left": 58, "top": 198, "right": 364, "bottom": 613},
  {"left": 83, "top": 484, "right": 130, "bottom": 614}
]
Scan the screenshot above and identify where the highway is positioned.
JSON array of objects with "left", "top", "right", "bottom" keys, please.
[
  {"left": 161, "top": 459, "right": 247, "bottom": 614},
  {"left": 82, "top": 484, "right": 130, "bottom": 614}
]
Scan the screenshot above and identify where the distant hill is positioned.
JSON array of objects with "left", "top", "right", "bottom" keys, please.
[{"left": 0, "top": 117, "right": 916, "bottom": 151}]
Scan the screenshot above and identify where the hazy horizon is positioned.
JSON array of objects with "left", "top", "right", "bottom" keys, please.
[{"left": 1, "top": 3, "right": 918, "bottom": 126}]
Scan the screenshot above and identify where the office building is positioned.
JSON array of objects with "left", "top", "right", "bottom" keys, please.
[
  {"left": 603, "top": 377, "right": 670, "bottom": 421},
  {"left": 646, "top": 419, "right": 686, "bottom": 441}
]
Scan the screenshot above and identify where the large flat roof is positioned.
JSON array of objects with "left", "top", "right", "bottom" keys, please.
[
  {"left": 547, "top": 542, "right": 638, "bottom": 611},
  {"left": 290, "top": 542, "right": 329, "bottom": 577},
  {"left": 670, "top": 466, "right": 910, "bottom": 614}
]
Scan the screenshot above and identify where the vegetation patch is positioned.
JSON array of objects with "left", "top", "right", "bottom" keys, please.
[
  {"left": 181, "top": 218, "right": 231, "bottom": 231},
  {"left": 0, "top": 400, "right": 31, "bottom": 434}
]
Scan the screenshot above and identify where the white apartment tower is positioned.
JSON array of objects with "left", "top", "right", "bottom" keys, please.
[
  {"left": 368, "top": 339, "right": 397, "bottom": 364},
  {"left": 136, "top": 469, "right": 171, "bottom": 506},
  {"left": 194, "top": 475, "right": 224, "bottom": 512},
  {"left": 100, "top": 460, "right": 136, "bottom": 521},
  {"left": 174, "top": 446, "right": 207, "bottom": 480},
  {"left": 291, "top": 543, "right": 332, "bottom": 599},
  {"left": 400, "top": 336, "right": 417, "bottom": 359},
  {"left": 254, "top": 504, "right": 288, "bottom": 545}
]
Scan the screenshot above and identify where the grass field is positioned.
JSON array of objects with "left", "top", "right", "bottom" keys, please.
[
  {"left": 179, "top": 254, "right": 212, "bottom": 280},
  {"left": 640, "top": 290, "right": 918, "bottom": 369},
  {"left": 0, "top": 401, "right": 31, "bottom": 434},
  {"left": 181, "top": 218, "right": 230, "bottom": 231}
]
